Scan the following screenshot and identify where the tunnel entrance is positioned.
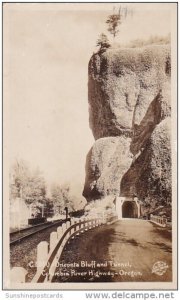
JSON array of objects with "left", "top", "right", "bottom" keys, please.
[
  {"left": 122, "top": 201, "right": 138, "bottom": 218},
  {"left": 116, "top": 197, "right": 141, "bottom": 219}
]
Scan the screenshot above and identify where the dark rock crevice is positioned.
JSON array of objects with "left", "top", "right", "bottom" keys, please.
[{"left": 131, "top": 89, "right": 171, "bottom": 155}]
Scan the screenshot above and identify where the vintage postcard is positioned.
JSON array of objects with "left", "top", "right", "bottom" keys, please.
[{"left": 3, "top": 2, "right": 177, "bottom": 290}]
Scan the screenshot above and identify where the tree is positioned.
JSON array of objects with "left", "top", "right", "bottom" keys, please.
[
  {"left": 51, "top": 183, "right": 65, "bottom": 214},
  {"left": 10, "top": 159, "right": 47, "bottom": 208},
  {"left": 106, "top": 12, "right": 121, "bottom": 39},
  {"left": 51, "top": 183, "right": 76, "bottom": 214},
  {"left": 10, "top": 159, "right": 31, "bottom": 201},
  {"left": 44, "top": 198, "right": 54, "bottom": 218},
  {"left": 106, "top": 6, "right": 132, "bottom": 40},
  {"left": 25, "top": 168, "right": 47, "bottom": 205},
  {"left": 96, "top": 33, "right": 110, "bottom": 51}
]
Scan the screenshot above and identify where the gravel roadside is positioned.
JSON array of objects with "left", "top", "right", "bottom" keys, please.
[{"left": 10, "top": 223, "right": 64, "bottom": 282}]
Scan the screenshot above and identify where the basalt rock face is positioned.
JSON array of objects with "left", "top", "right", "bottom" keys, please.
[
  {"left": 83, "top": 136, "right": 132, "bottom": 201},
  {"left": 88, "top": 45, "right": 171, "bottom": 141},
  {"left": 121, "top": 118, "right": 171, "bottom": 203},
  {"left": 83, "top": 45, "right": 171, "bottom": 211}
]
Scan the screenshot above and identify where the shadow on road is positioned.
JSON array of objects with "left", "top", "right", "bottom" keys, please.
[
  {"left": 52, "top": 220, "right": 172, "bottom": 283},
  {"left": 147, "top": 242, "right": 172, "bottom": 253}
]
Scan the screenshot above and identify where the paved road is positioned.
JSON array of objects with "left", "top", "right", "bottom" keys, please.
[{"left": 53, "top": 219, "right": 172, "bottom": 282}]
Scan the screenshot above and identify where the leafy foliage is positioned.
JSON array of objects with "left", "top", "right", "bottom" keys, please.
[
  {"left": 50, "top": 183, "right": 75, "bottom": 214},
  {"left": 10, "top": 160, "right": 83, "bottom": 218},
  {"left": 10, "top": 159, "right": 48, "bottom": 216},
  {"left": 96, "top": 33, "right": 111, "bottom": 51},
  {"left": 127, "top": 34, "right": 171, "bottom": 48},
  {"left": 106, "top": 13, "right": 121, "bottom": 38},
  {"left": 105, "top": 6, "right": 132, "bottom": 40}
]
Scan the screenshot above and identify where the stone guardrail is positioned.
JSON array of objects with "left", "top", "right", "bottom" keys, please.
[
  {"left": 11, "top": 215, "right": 115, "bottom": 283},
  {"left": 150, "top": 214, "right": 167, "bottom": 227}
]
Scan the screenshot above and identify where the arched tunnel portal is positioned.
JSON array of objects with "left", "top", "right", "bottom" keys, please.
[
  {"left": 116, "top": 197, "right": 141, "bottom": 219},
  {"left": 122, "top": 201, "right": 138, "bottom": 218}
]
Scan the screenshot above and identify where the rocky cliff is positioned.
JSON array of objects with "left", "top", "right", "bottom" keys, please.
[
  {"left": 83, "top": 136, "right": 132, "bottom": 201},
  {"left": 83, "top": 45, "right": 171, "bottom": 215}
]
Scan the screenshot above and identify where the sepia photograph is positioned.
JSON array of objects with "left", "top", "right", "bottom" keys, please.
[{"left": 3, "top": 2, "right": 177, "bottom": 290}]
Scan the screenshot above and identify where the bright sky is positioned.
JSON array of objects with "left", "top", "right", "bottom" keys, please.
[{"left": 4, "top": 3, "right": 172, "bottom": 201}]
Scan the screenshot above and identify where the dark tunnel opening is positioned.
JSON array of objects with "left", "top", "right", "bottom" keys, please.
[{"left": 122, "top": 201, "right": 138, "bottom": 218}]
